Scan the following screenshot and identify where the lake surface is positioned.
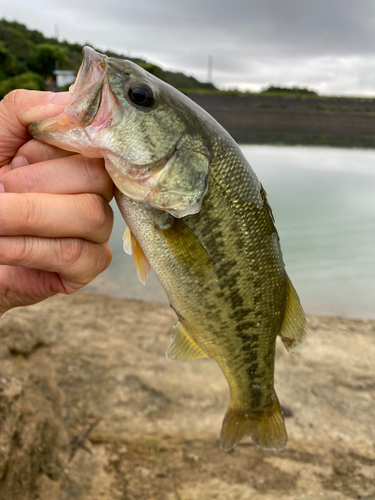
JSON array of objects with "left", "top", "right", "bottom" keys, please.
[{"left": 85, "top": 145, "right": 375, "bottom": 320}]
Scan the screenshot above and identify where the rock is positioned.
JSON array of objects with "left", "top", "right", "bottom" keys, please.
[{"left": 0, "top": 292, "right": 374, "bottom": 500}]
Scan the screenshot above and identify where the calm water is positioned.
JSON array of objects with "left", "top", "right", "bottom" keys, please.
[{"left": 85, "top": 145, "right": 375, "bottom": 320}]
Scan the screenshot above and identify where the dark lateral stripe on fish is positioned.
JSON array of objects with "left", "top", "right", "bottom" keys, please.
[{"left": 186, "top": 191, "right": 272, "bottom": 401}]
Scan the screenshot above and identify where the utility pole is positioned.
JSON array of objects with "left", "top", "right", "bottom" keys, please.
[
  {"left": 55, "top": 24, "right": 59, "bottom": 41},
  {"left": 207, "top": 55, "right": 213, "bottom": 83}
]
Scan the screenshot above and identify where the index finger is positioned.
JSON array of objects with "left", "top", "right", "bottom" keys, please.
[
  {"left": 0, "top": 154, "right": 113, "bottom": 202},
  {"left": 0, "top": 90, "right": 71, "bottom": 167}
]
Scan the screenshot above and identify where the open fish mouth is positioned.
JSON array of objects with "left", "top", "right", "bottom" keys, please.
[
  {"left": 66, "top": 47, "right": 119, "bottom": 131},
  {"left": 28, "top": 47, "right": 121, "bottom": 156},
  {"left": 69, "top": 46, "right": 107, "bottom": 98}
]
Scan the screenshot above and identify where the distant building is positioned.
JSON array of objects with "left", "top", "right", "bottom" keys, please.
[{"left": 53, "top": 70, "right": 76, "bottom": 89}]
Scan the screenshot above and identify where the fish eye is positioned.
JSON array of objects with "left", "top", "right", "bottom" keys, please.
[{"left": 128, "top": 83, "right": 155, "bottom": 108}]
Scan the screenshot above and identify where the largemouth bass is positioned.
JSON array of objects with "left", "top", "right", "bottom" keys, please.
[{"left": 29, "top": 47, "right": 306, "bottom": 451}]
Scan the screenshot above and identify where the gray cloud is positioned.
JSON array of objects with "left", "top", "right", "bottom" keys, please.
[{"left": 2, "top": 0, "right": 375, "bottom": 95}]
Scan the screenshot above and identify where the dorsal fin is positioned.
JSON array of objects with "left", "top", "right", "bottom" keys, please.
[
  {"left": 278, "top": 276, "right": 306, "bottom": 353},
  {"left": 166, "top": 321, "right": 208, "bottom": 360}
]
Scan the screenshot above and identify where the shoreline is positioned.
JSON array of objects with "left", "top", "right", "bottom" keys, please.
[{"left": 188, "top": 93, "right": 375, "bottom": 148}]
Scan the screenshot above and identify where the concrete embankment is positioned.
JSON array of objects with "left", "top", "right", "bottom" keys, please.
[{"left": 188, "top": 93, "right": 375, "bottom": 147}]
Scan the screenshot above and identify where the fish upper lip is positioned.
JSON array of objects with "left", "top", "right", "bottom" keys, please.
[
  {"left": 66, "top": 47, "right": 110, "bottom": 128},
  {"left": 72, "top": 47, "right": 107, "bottom": 95},
  {"left": 82, "top": 46, "right": 107, "bottom": 72}
]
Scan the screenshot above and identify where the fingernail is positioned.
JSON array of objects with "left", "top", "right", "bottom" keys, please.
[
  {"left": 49, "top": 92, "right": 71, "bottom": 105},
  {"left": 0, "top": 183, "right": 4, "bottom": 193},
  {"left": 11, "top": 155, "right": 29, "bottom": 169}
]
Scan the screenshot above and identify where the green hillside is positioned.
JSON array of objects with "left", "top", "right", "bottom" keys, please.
[{"left": 0, "top": 19, "right": 216, "bottom": 98}]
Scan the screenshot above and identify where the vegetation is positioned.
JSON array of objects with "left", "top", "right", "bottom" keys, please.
[
  {"left": 0, "top": 18, "right": 216, "bottom": 98},
  {"left": 1, "top": 19, "right": 371, "bottom": 102},
  {"left": 0, "top": 71, "right": 44, "bottom": 96},
  {"left": 260, "top": 85, "right": 318, "bottom": 97}
]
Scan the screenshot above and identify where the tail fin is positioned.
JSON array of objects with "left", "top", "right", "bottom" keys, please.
[{"left": 220, "top": 395, "right": 287, "bottom": 452}]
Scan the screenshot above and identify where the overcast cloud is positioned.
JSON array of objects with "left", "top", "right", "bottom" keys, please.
[{"left": 2, "top": 0, "right": 375, "bottom": 95}]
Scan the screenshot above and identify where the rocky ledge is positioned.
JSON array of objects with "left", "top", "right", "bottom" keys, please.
[{"left": 0, "top": 292, "right": 374, "bottom": 500}]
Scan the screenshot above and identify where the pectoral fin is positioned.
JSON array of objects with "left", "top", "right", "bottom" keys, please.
[
  {"left": 122, "top": 227, "right": 132, "bottom": 255},
  {"left": 124, "top": 228, "right": 151, "bottom": 285},
  {"left": 166, "top": 321, "right": 208, "bottom": 360},
  {"left": 155, "top": 217, "right": 212, "bottom": 277},
  {"left": 278, "top": 276, "right": 306, "bottom": 353}
]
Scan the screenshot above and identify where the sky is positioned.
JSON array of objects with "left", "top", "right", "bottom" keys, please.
[{"left": 2, "top": 0, "right": 375, "bottom": 96}]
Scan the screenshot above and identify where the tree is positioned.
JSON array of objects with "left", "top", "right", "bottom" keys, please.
[
  {"left": 31, "top": 44, "right": 69, "bottom": 77},
  {"left": 0, "top": 41, "right": 18, "bottom": 80},
  {"left": 0, "top": 71, "right": 44, "bottom": 98},
  {"left": 0, "top": 24, "right": 35, "bottom": 72}
]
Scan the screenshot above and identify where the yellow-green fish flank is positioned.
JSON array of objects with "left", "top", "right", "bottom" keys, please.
[{"left": 29, "top": 47, "right": 306, "bottom": 451}]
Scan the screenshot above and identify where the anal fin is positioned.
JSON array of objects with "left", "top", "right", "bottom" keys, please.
[
  {"left": 220, "top": 393, "right": 287, "bottom": 452},
  {"left": 166, "top": 321, "right": 208, "bottom": 360},
  {"left": 278, "top": 275, "right": 306, "bottom": 353}
]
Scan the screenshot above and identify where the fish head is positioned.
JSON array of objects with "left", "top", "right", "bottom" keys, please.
[{"left": 29, "top": 47, "right": 211, "bottom": 217}]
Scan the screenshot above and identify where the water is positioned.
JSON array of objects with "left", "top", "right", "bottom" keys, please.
[{"left": 85, "top": 145, "right": 375, "bottom": 320}]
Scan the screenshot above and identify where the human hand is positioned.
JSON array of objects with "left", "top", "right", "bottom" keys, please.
[{"left": 0, "top": 89, "right": 113, "bottom": 316}]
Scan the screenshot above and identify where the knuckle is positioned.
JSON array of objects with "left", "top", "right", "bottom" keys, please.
[
  {"left": 81, "top": 242, "right": 112, "bottom": 281},
  {"left": 14, "top": 235, "right": 34, "bottom": 265},
  {"left": 89, "top": 194, "right": 107, "bottom": 227},
  {"left": 80, "top": 156, "right": 105, "bottom": 181},
  {"left": 20, "top": 195, "right": 42, "bottom": 230},
  {"left": 14, "top": 167, "right": 34, "bottom": 193},
  {"left": 79, "top": 156, "right": 113, "bottom": 201},
  {"left": 62, "top": 238, "right": 86, "bottom": 266},
  {"left": 64, "top": 241, "right": 95, "bottom": 285},
  {"left": 100, "top": 242, "right": 113, "bottom": 271},
  {"left": 2, "top": 90, "right": 27, "bottom": 118},
  {"left": 2, "top": 89, "right": 21, "bottom": 109},
  {"left": 62, "top": 240, "right": 112, "bottom": 287},
  {"left": 61, "top": 281, "right": 81, "bottom": 295},
  {"left": 0, "top": 168, "right": 31, "bottom": 195},
  {"left": 0, "top": 91, "right": 22, "bottom": 138},
  {"left": 15, "top": 235, "right": 29, "bottom": 261},
  {"left": 11, "top": 160, "right": 47, "bottom": 194},
  {"left": 84, "top": 195, "right": 113, "bottom": 239}
]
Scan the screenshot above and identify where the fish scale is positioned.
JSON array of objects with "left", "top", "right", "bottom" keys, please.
[
  {"left": 29, "top": 46, "right": 306, "bottom": 451},
  {"left": 117, "top": 137, "right": 286, "bottom": 417},
  {"left": 187, "top": 142, "right": 285, "bottom": 400}
]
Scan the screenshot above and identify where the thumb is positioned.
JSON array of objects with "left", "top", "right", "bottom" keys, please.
[{"left": 0, "top": 90, "right": 71, "bottom": 167}]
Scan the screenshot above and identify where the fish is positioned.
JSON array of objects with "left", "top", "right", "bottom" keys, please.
[{"left": 29, "top": 46, "right": 306, "bottom": 452}]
